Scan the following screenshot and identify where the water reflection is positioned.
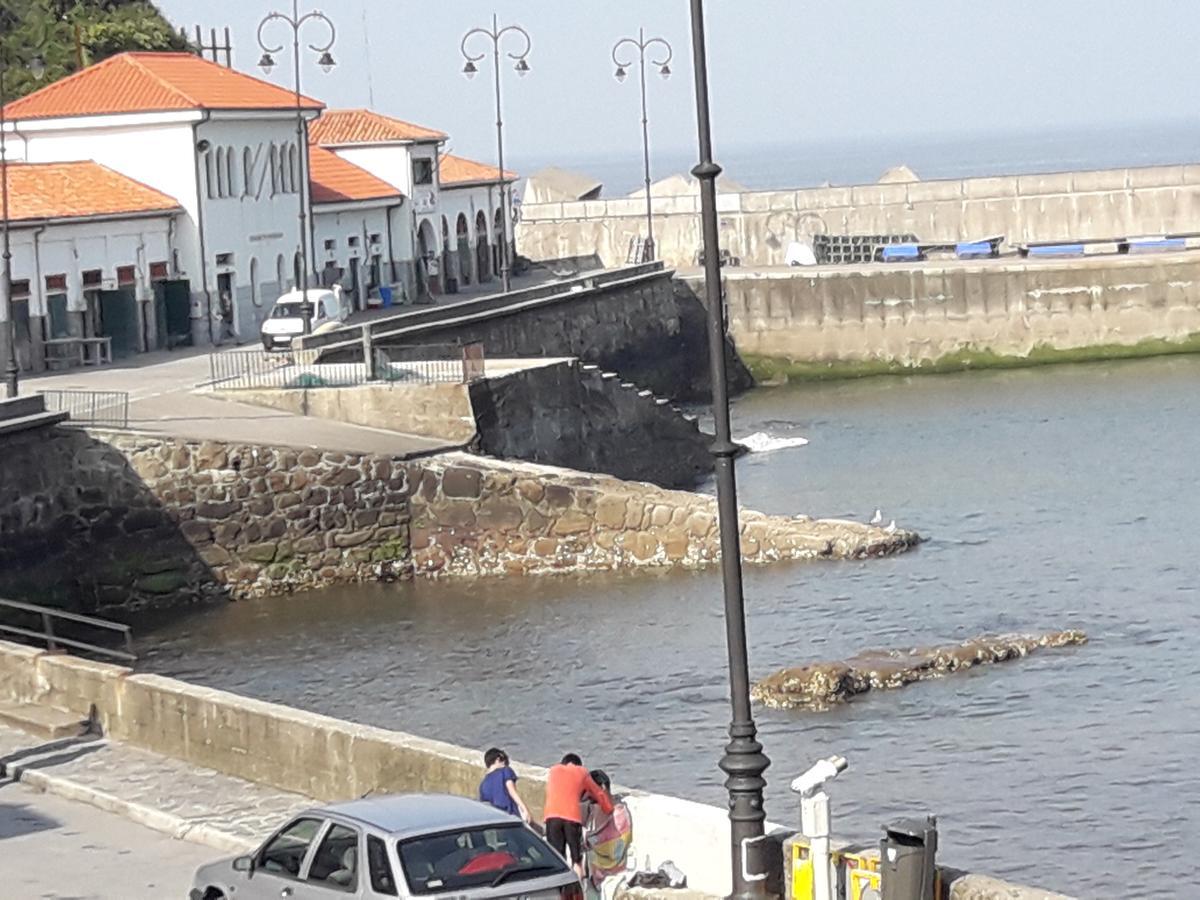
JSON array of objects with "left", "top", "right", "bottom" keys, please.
[{"left": 139, "top": 356, "right": 1200, "bottom": 899}]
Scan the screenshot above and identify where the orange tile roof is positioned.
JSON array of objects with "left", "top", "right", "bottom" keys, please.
[
  {"left": 309, "top": 147, "right": 403, "bottom": 205},
  {"left": 0, "top": 161, "right": 180, "bottom": 224},
  {"left": 439, "top": 153, "right": 517, "bottom": 187},
  {"left": 1, "top": 52, "right": 323, "bottom": 121},
  {"left": 309, "top": 109, "right": 447, "bottom": 147}
]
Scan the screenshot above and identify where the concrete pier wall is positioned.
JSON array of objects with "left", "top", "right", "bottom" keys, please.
[
  {"left": 517, "top": 162, "right": 1200, "bottom": 269},
  {"left": 704, "top": 253, "right": 1200, "bottom": 377}
]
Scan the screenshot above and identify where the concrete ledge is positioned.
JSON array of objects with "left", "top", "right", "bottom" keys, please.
[{"left": 947, "top": 873, "right": 1076, "bottom": 900}]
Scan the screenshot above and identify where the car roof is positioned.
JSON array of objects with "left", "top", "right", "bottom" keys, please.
[
  {"left": 275, "top": 288, "right": 335, "bottom": 304},
  {"left": 317, "top": 794, "right": 518, "bottom": 839}
]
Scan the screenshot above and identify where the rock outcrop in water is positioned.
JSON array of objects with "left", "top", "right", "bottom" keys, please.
[{"left": 751, "top": 630, "right": 1088, "bottom": 710}]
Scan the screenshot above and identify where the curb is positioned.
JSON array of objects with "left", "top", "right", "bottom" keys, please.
[{"left": 11, "top": 762, "right": 256, "bottom": 856}]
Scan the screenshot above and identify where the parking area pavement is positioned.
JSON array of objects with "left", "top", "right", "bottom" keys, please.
[
  {"left": 0, "top": 778, "right": 218, "bottom": 899},
  {"left": 22, "top": 348, "right": 458, "bottom": 457}
]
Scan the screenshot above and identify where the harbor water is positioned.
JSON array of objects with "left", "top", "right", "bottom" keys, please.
[{"left": 139, "top": 356, "right": 1200, "bottom": 899}]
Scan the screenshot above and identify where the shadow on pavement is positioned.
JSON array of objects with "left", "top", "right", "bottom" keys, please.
[
  {"left": 0, "top": 735, "right": 106, "bottom": 780},
  {"left": 0, "top": 798, "right": 60, "bottom": 841}
]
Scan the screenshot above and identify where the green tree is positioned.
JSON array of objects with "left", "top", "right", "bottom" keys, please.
[{"left": 1, "top": 0, "right": 188, "bottom": 102}]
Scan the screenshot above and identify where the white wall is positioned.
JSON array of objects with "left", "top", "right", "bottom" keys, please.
[
  {"left": 2, "top": 217, "right": 175, "bottom": 321},
  {"left": 196, "top": 116, "right": 312, "bottom": 340},
  {"left": 312, "top": 202, "right": 398, "bottom": 304},
  {"left": 16, "top": 111, "right": 313, "bottom": 342}
]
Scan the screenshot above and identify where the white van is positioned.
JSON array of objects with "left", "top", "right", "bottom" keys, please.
[{"left": 260, "top": 287, "right": 350, "bottom": 351}]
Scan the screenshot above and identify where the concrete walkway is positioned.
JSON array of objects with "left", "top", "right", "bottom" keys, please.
[
  {"left": 0, "top": 778, "right": 217, "bottom": 899},
  {"left": 0, "top": 723, "right": 309, "bottom": 854},
  {"left": 22, "top": 349, "right": 459, "bottom": 457}
]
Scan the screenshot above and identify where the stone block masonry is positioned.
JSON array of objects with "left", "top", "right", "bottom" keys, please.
[
  {"left": 406, "top": 453, "right": 916, "bottom": 577},
  {"left": 0, "top": 426, "right": 412, "bottom": 608},
  {"left": 1, "top": 428, "right": 913, "bottom": 610},
  {"left": 708, "top": 253, "right": 1200, "bottom": 379}
]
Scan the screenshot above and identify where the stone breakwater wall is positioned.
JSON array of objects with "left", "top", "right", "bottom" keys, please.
[
  {"left": 0, "top": 426, "right": 411, "bottom": 609},
  {"left": 518, "top": 161, "right": 1200, "bottom": 269},
  {"left": 752, "top": 631, "right": 1089, "bottom": 710},
  {"left": 406, "top": 453, "right": 917, "bottom": 577},
  {"left": 705, "top": 253, "right": 1200, "bottom": 377},
  {"left": 0, "top": 641, "right": 1078, "bottom": 899},
  {"left": 2, "top": 428, "right": 914, "bottom": 609}
]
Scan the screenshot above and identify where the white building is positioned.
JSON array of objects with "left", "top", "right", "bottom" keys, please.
[
  {"left": 0, "top": 160, "right": 181, "bottom": 369},
  {"left": 1, "top": 52, "right": 519, "bottom": 373},
  {"left": 309, "top": 109, "right": 517, "bottom": 297}
]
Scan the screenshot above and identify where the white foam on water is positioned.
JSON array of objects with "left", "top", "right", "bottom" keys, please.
[{"left": 736, "top": 431, "right": 810, "bottom": 453}]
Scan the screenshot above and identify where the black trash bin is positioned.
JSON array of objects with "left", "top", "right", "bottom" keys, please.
[{"left": 880, "top": 816, "right": 938, "bottom": 900}]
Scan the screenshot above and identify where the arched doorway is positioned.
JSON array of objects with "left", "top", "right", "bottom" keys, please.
[
  {"left": 441, "top": 216, "right": 456, "bottom": 294},
  {"left": 493, "top": 207, "right": 506, "bottom": 279},
  {"left": 417, "top": 218, "right": 439, "bottom": 296},
  {"left": 475, "top": 210, "right": 491, "bottom": 283},
  {"left": 456, "top": 214, "right": 472, "bottom": 287}
]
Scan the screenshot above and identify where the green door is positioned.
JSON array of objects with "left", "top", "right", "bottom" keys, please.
[
  {"left": 47, "top": 294, "right": 70, "bottom": 339},
  {"left": 98, "top": 289, "right": 139, "bottom": 358},
  {"left": 162, "top": 280, "right": 192, "bottom": 347}
]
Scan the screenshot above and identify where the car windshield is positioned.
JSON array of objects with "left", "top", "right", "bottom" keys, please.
[
  {"left": 398, "top": 824, "right": 568, "bottom": 895},
  {"left": 272, "top": 301, "right": 315, "bottom": 319}
]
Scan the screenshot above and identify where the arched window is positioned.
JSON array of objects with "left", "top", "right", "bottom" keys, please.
[
  {"left": 225, "top": 147, "right": 237, "bottom": 198},
  {"left": 289, "top": 145, "right": 301, "bottom": 194},
  {"left": 205, "top": 150, "right": 217, "bottom": 200},
  {"left": 215, "top": 148, "right": 228, "bottom": 198},
  {"left": 250, "top": 257, "right": 261, "bottom": 306},
  {"left": 243, "top": 147, "right": 254, "bottom": 197},
  {"left": 276, "top": 253, "right": 288, "bottom": 291},
  {"left": 270, "top": 144, "right": 281, "bottom": 195}
]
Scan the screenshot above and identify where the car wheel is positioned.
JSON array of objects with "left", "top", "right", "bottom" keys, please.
[{"left": 203, "top": 889, "right": 226, "bottom": 900}]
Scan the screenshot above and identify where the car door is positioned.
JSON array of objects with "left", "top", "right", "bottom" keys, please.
[
  {"left": 241, "top": 816, "right": 325, "bottom": 899},
  {"left": 297, "top": 819, "right": 365, "bottom": 897}
]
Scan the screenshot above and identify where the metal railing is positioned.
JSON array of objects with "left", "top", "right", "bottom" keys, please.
[
  {"left": 0, "top": 598, "right": 136, "bottom": 664},
  {"left": 375, "top": 342, "right": 486, "bottom": 384},
  {"left": 38, "top": 390, "right": 130, "bottom": 428},
  {"left": 209, "top": 342, "right": 486, "bottom": 390}
]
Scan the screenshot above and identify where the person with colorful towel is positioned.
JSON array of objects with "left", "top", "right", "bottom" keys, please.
[{"left": 544, "top": 753, "right": 613, "bottom": 877}]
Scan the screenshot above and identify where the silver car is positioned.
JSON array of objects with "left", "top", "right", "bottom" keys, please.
[{"left": 190, "top": 793, "right": 582, "bottom": 900}]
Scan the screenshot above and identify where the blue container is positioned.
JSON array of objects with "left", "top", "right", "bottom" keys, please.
[{"left": 379, "top": 286, "right": 393, "bottom": 307}]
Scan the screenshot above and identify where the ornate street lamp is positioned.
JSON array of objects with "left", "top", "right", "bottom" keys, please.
[
  {"left": 612, "top": 29, "right": 673, "bottom": 263},
  {"left": 687, "top": 2, "right": 771, "bottom": 898},
  {"left": 1, "top": 49, "right": 46, "bottom": 398},
  {"left": 258, "top": 0, "right": 336, "bottom": 336},
  {"left": 461, "top": 15, "right": 532, "bottom": 294}
]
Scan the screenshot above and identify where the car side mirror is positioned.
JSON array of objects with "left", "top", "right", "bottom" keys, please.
[{"left": 233, "top": 856, "right": 255, "bottom": 873}]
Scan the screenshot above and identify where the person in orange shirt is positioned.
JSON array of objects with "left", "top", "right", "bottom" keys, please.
[{"left": 544, "top": 753, "right": 613, "bottom": 877}]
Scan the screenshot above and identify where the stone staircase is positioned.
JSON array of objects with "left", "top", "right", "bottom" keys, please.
[
  {"left": 580, "top": 363, "right": 708, "bottom": 434},
  {"left": 0, "top": 394, "right": 69, "bottom": 437},
  {"left": 0, "top": 699, "right": 90, "bottom": 740}
]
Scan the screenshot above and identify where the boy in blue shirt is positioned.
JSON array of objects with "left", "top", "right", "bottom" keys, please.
[{"left": 478, "top": 747, "right": 531, "bottom": 823}]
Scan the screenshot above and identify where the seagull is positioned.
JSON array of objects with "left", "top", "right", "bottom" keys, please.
[
  {"left": 885, "top": 521, "right": 898, "bottom": 534},
  {"left": 870, "top": 509, "right": 883, "bottom": 526}
]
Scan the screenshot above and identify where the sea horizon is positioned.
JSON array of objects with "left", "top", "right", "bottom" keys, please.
[{"left": 510, "top": 119, "right": 1200, "bottom": 198}]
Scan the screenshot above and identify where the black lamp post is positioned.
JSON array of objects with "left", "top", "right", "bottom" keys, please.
[
  {"left": 612, "top": 29, "right": 673, "bottom": 263},
  {"left": 1, "top": 49, "right": 46, "bottom": 399},
  {"left": 461, "top": 15, "right": 532, "bottom": 295},
  {"left": 687, "top": 2, "right": 771, "bottom": 898},
  {"left": 257, "top": 0, "right": 336, "bottom": 336}
]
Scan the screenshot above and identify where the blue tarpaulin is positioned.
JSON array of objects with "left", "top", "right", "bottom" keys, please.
[{"left": 882, "top": 244, "right": 921, "bottom": 262}]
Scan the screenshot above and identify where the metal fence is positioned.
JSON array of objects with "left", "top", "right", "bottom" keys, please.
[
  {"left": 375, "top": 342, "right": 486, "bottom": 384},
  {"left": 0, "top": 597, "right": 136, "bottom": 664},
  {"left": 39, "top": 389, "right": 130, "bottom": 428},
  {"left": 209, "top": 342, "right": 486, "bottom": 390}
]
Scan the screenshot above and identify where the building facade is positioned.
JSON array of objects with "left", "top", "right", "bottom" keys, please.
[{"left": 1, "top": 52, "right": 518, "bottom": 373}]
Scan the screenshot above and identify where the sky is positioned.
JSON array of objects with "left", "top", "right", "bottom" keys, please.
[{"left": 156, "top": 0, "right": 1200, "bottom": 184}]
